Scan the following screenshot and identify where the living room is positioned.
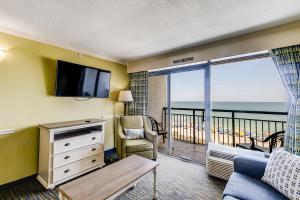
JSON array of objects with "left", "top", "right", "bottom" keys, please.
[{"left": 0, "top": 1, "right": 300, "bottom": 200}]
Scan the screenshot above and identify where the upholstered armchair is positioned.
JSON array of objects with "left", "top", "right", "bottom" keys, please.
[{"left": 116, "top": 115, "right": 158, "bottom": 160}]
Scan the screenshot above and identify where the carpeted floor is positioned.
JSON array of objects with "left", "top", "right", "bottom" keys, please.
[{"left": 0, "top": 154, "right": 226, "bottom": 200}]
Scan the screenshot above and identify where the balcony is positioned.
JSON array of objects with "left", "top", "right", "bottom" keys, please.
[{"left": 158, "top": 107, "right": 287, "bottom": 163}]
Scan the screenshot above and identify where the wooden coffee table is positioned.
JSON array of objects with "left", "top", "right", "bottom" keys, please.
[{"left": 58, "top": 155, "right": 159, "bottom": 200}]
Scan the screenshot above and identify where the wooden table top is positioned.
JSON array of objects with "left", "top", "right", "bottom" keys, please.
[{"left": 58, "top": 155, "right": 159, "bottom": 200}]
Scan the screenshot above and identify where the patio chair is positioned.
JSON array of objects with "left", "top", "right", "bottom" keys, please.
[
  {"left": 236, "top": 130, "right": 285, "bottom": 153},
  {"left": 148, "top": 116, "right": 168, "bottom": 143}
]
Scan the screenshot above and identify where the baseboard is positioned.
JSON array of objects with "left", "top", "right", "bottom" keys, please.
[
  {"left": 0, "top": 174, "right": 37, "bottom": 190},
  {"left": 0, "top": 148, "right": 118, "bottom": 189}
]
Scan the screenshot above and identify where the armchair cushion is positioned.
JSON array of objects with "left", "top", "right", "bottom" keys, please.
[
  {"left": 126, "top": 150, "right": 154, "bottom": 160},
  {"left": 126, "top": 139, "right": 153, "bottom": 153},
  {"left": 120, "top": 116, "right": 143, "bottom": 129}
]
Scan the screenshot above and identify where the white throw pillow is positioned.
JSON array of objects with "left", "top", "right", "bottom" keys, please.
[
  {"left": 123, "top": 128, "right": 144, "bottom": 139},
  {"left": 262, "top": 150, "right": 300, "bottom": 200}
]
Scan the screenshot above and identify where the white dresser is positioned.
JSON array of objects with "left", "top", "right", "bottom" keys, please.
[{"left": 37, "top": 119, "right": 105, "bottom": 189}]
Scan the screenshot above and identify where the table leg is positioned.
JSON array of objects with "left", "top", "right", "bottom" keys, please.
[
  {"left": 153, "top": 167, "right": 158, "bottom": 200},
  {"left": 130, "top": 183, "right": 137, "bottom": 190},
  {"left": 59, "top": 191, "right": 67, "bottom": 200}
]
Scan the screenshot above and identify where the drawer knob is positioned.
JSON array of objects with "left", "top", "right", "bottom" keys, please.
[
  {"left": 64, "top": 143, "right": 70, "bottom": 147},
  {"left": 64, "top": 156, "right": 70, "bottom": 159},
  {"left": 92, "top": 148, "right": 96, "bottom": 151},
  {"left": 92, "top": 159, "right": 96, "bottom": 163},
  {"left": 92, "top": 137, "right": 96, "bottom": 140},
  {"left": 64, "top": 169, "right": 70, "bottom": 173}
]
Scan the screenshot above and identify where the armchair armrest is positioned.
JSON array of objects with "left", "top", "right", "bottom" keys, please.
[
  {"left": 143, "top": 116, "right": 158, "bottom": 159},
  {"left": 117, "top": 120, "right": 128, "bottom": 159},
  {"left": 118, "top": 127, "right": 126, "bottom": 140},
  {"left": 234, "top": 156, "right": 268, "bottom": 179},
  {"left": 144, "top": 129, "right": 158, "bottom": 160},
  {"left": 144, "top": 129, "right": 157, "bottom": 142}
]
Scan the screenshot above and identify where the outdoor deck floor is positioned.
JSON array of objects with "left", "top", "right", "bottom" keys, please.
[{"left": 158, "top": 139, "right": 207, "bottom": 163}]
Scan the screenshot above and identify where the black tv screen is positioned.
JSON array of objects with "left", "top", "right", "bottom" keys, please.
[{"left": 55, "top": 60, "right": 111, "bottom": 98}]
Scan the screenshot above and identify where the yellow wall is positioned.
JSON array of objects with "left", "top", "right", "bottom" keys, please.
[{"left": 0, "top": 32, "right": 128, "bottom": 185}]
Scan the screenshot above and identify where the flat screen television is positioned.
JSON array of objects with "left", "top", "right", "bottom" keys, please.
[{"left": 55, "top": 60, "right": 111, "bottom": 98}]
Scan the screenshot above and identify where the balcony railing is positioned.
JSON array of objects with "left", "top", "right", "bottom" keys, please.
[{"left": 162, "top": 107, "right": 287, "bottom": 148}]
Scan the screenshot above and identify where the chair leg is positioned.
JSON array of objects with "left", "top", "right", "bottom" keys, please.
[{"left": 162, "top": 134, "right": 165, "bottom": 143}]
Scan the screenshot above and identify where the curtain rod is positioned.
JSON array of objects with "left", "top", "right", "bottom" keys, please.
[
  {"left": 149, "top": 62, "right": 209, "bottom": 76},
  {"left": 210, "top": 52, "right": 270, "bottom": 65},
  {"left": 149, "top": 51, "right": 270, "bottom": 76}
]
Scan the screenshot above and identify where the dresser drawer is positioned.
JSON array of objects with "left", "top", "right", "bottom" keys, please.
[
  {"left": 53, "top": 144, "right": 104, "bottom": 169},
  {"left": 53, "top": 132, "right": 104, "bottom": 154},
  {"left": 53, "top": 153, "right": 104, "bottom": 183}
]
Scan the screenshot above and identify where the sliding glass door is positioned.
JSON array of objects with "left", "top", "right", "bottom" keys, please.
[
  {"left": 168, "top": 69, "right": 206, "bottom": 162},
  {"left": 148, "top": 51, "right": 287, "bottom": 163},
  {"left": 149, "top": 63, "right": 211, "bottom": 164}
]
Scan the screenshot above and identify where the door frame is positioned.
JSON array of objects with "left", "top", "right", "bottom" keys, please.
[{"left": 149, "top": 62, "right": 212, "bottom": 154}]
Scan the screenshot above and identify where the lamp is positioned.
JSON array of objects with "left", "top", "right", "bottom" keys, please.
[
  {"left": 118, "top": 90, "right": 133, "bottom": 115},
  {"left": 0, "top": 47, "right": 6, "bottom": 59}
]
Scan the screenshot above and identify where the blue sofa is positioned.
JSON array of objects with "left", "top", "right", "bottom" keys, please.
[{"left": 223, "top": 156, "right": 288, "bottom": 200}]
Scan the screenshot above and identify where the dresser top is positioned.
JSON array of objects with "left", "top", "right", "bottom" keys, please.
[{"left": 39, "top": 119, "right": 105, "bottom": 129}]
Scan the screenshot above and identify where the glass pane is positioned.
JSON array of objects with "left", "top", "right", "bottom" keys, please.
[
  {"left": 211, "top": 57, "right": 287, "bottom": 149},
  {"left": 170, "top": 70, "right": 205, "bottom": 163}
]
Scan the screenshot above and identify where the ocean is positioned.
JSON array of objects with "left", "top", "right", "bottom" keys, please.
[
  {"left": 171, "top": 101, "right": 287, "bottom": 112},
  {"left": 170, "top": 101, "right": 287, "bottom": 121}
]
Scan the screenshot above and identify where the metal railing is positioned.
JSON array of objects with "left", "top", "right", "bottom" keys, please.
[{"left": 162, "top": 107, "right": 287, "bottom": 147}]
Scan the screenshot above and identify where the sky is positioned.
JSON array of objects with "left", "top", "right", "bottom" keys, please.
[{"left": 171, "top": 57, "right": 287, "bottom": 102}]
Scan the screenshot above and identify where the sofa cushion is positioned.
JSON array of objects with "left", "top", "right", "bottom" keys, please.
[
  {"left": 223, "top": 195, "right": 239, "bottom": 200},
  {"left": 223, "top": 172, "right": 289, "bottom": 200},
  {"left": 233, "top": 156, "right": 268, "bottom": 179},
  {"left": 126, "top": 139, "right": 153, "bottom": 153},
  {"left": 262, "top": 150, "right": 300, "bottom": 200}
]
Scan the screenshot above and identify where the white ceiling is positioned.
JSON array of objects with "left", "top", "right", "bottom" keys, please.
[{"left": 0, "top": 0, "right": 300, "bottom": 63}]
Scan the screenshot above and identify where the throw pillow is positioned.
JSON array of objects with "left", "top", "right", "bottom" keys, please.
[
  {"left": 262, "top": 150, "right": 300, "bottom": 200},
  {"left": 123, "top": 128, "right": 144, "bottom": 139}
]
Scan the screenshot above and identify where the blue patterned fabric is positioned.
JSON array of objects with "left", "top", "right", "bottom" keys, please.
[
  {"left": 128, "top": 71, "right": 148, "bottom": 116},
  {"left": 262, "top": 150, "right": 300, "bottom": 199},
  {"left": 270, "top": 45, "right": 300, "bottom": 155}
]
